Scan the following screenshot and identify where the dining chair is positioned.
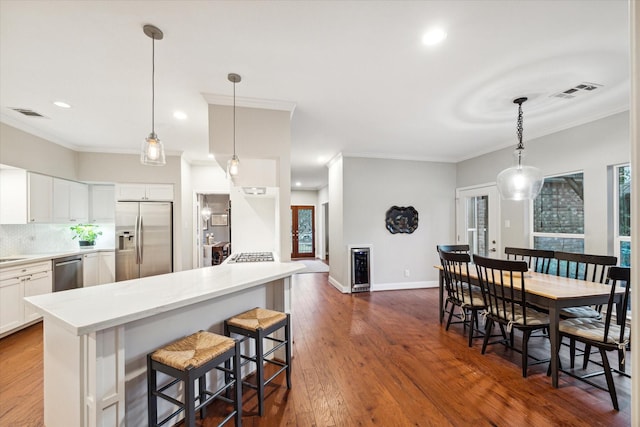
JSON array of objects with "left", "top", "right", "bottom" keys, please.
[
  {"left": 504, "top": 247, "right": 555, "bottom": 274},
  {"left": 436, "top": 244, "right": 470, "bottom": 322},
  {"left": 557, "top": 266, "right": 631, "bottom": 410},
  {"left": 473, "top": 254, "right": 550, "bottom": 377},
  {"left": 554, "top": 251, "right": 618, "bottom": 365},
  {"left": 438, "top": 249, "right": 485, "bottom": 347}
]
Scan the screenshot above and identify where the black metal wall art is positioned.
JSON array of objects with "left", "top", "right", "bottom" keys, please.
[{"left": 385, "top": 206, "right": 418, "bottom": 234}]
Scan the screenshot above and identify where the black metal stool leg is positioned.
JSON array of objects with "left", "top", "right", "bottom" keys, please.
[
  {"left": 285, "top": 314, "right": 292, "bottom": 389},
  {"left": 256, "top": 329, "right": 265, "bottom": 416},
  {"left": 147, "top": 355, "right": 157, "bottom": 427}
]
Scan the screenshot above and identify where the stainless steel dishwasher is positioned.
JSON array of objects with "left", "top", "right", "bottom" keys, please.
[{"left": 53, "top": 254, "right": 83, "bottom": 292}]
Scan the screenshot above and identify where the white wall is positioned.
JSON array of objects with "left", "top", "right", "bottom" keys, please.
[
  {"left": 190, "top": 164, "right": 230, "bottom": 194},
  {"left": 457, "top": 111, "right": 630, "bottom": 255},
  {"left": 330, "top": 156, "right": 456, "bottom": 292},
  {"left": 0, "top": 123, "right": 78, "bottom": 180},
  {"left": 209, "top": 105, "right": 292, "bottom": 261},
  {"left": 229, "top": 186, "right": 277, "bottom": 254},
  {"left": 327, "top": 155, "right": 345, "bottom": 290}
]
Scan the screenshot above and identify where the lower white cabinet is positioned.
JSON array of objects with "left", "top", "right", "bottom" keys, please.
[
  {"left": 0, "top": 260, "right": 52, "bottom": 335},
  {"left": 83, "top": 252, "right": 100, "bottom": 287},
  {"left": 98, "top": 251, "right": 115, "bottom": 284}
]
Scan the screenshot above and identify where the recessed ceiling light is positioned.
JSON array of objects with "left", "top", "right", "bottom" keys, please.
[
  {"left": 53, "top": 101, "right": 71, "bottom": 108},
  {"left": 173, "top": 111, "right": 187, "bottom": 120},
  {"left": 208, "top": 153, "right": 214, "bottom": 159},
  {"left": 422, "top": 28, "right": 447, "bottom": 46},
  {"left": 295, "top": 182, "right": 301, "bottom": 187}
]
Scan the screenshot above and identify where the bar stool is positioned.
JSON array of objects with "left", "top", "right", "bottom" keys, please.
[
  {"left": 147, "top": 331, "right": 242, "bottom": 427},
  {"left": 224, "top": 308, "right": 291, "bottom": 416}
]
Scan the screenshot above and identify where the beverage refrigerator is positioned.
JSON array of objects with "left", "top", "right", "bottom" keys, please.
[{"left": 115, "top": 201, "right": 173, "bottom": 281}]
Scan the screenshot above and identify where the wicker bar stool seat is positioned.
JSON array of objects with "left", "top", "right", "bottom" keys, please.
[
  {"left": 147, "top": 331, "right": 242, "bottom": 427},
  {"left": 224, "top": 308, "right": 291, "bottom": 416}
]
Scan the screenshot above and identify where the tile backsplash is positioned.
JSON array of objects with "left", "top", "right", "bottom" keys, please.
[{"left": 0, "top": 223, "right": 115, "bottom": 256}]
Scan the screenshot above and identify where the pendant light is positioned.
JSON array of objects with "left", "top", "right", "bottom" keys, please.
[
  {"left": 227, "top": 73, "right": 241, "bottom": 176},
  {"left": 140, "top": 24, "right": 166, "bottom": 166},
  {"left": 496, "top": 97, "right": 544, "bottom": 200}
]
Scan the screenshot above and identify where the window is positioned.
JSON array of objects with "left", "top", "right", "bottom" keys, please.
[
  {"left": 614, "top": 164, "right": 631, "bottom": 267},
  {"left": 532, "top": 172, "right": 585, "bottom": 254}
]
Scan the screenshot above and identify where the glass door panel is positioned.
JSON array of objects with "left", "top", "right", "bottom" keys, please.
[
  {"left": 292, "top": 206, "right": 315, "bottom": 258},
  {"left": 456, "top": 185, "right": 500, "bottom": 257}
]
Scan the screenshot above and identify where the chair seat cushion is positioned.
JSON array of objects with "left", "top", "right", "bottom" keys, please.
[
  {"left": 559, "top": 318, "right": 630, "bottom": 344},
  {"left": 559, "top": 306, "right": 601, "bottom": 319},
  {"left": 226, "top": 307, "right": 287, "bottom": 331},
  {"left": 151, "top": 331, "right": 235, "bottom": 370},
  {"left": 489, "top": 306, "right": 549, "bottom": 327},
  {"left": 460, "top": 288, "right": 485, "bottom": 308}
]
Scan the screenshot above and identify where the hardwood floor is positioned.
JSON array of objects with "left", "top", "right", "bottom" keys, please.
[{"left": 0, "top": 272, "right": 631, "bottom": 426}]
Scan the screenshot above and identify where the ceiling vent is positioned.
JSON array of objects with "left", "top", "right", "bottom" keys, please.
[
  {"left": 550, "top": 82, "right": 602, "bottom": 99},
  {"left": 10, "top": 108, "right": 46, "bottom": 118}
]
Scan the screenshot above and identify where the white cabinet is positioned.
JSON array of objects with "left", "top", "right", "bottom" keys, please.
[
  {"left": 23, "top": 270, "right": 53, "bottom": 322},
  {"left": 0, "top": 260, "right": 52, "bottom": 335},
  {"left": 116, "top": 183, "right": 174, "bottom": 201},
  {"left": 0, "top": 277, "right": 23, "bottom": 334},
  {"left": 28, "top": 173, "right": 53, "bottom": 223},
  {"left": 83, "top": 252, "right": 100, "bottom": 287},
  {"left": 0, "top": 169, "right": 53, "bottom": 224},
  {"left": 98, "top": 251, "right": 115, "bottom": 284},
  {"left": 89, "top": 185, "right": 115, "bottom": 222},
  {"left": 53, "top": 178, "right": 89, "bottom": 223}
]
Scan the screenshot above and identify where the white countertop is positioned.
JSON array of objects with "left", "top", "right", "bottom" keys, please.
[
  {"left": 0, "top": 248, "right": 115, "bottom": 268},
  {"left": 24, "top": 260, "right": 304, "bottom": 336}
]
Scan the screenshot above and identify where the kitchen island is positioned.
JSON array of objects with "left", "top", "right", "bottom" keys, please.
[{"left": 24, "top": 259, "right": 304, "bottom": 427}]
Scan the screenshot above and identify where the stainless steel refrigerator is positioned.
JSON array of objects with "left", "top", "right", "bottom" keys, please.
[{"left": 115, "top": 201, "right": 173, "bottom": 281}]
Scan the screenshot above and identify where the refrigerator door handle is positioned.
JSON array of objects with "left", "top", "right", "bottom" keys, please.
[
  {"left": 139, "top": 216, "right": 144, "bottom": 264},
  {"left": 135, "top": 214, "right": 141, "bottom": 264}
]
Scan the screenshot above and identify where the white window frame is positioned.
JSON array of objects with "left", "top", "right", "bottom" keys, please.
[
  {"left": 530, "top": 171, "right": 585, "bottom": 250},
  {"left": 613, "top": 163, "right": 631, "bottom": 265}
]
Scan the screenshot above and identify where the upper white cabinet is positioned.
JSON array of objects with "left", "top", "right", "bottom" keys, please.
[
  {"left": 116, "top": 183, "right": 174, "bottom": 201},
  {"left": 0, "top": 169, "right": 52, "bottom": 224},
  {"left": 53, "top": 178, "right": 89, "bottom": 223},
  {"left": 89, "top": 184, "right": 115, "bottom": 222}
]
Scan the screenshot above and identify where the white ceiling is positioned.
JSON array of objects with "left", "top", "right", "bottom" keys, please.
[{"left": 0, "top": 1, "right": 630, "bottom": 190}]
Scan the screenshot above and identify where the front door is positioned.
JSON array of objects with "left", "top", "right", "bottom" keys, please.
[
  {"left": 291, "top": 205, "right": 315, "bottom": 258},
  {"left": 456, "top": 185, "right": 500, "bottom": 257}
]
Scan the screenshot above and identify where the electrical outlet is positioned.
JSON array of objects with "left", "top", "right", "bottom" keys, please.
[{"left": 404, "top": 269, "right": 410, "bottom": 277}]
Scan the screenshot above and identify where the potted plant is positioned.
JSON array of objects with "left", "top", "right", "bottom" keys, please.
[{"left": 70, "top": 224, "right": 102, "bottom": 248}]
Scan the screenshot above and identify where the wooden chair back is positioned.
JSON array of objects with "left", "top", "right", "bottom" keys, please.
[
  {"left": 504, "top": 247, "right": 555, "bottom": 274},
  {"left": 554, "top": 251, "right": 617, "bottom": 283},
  {"left": 473, "top": 254, "right": 531, "bottom": 325},
  {"left": 438, "top": 249, "right": 481, "bottom": 308},
  {"left": 436, "top": 244, "right": 470, "bottom": 254},
  {"left": 601, "top": 267, "right": 631, "bottom": 344}
]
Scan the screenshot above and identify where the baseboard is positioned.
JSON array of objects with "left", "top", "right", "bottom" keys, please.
[
  {"left": 371, "top": 280, "right": 438, "bottom": 292},
  {"left": 328, "top": 275, "right": 349, "bottom": 293}
]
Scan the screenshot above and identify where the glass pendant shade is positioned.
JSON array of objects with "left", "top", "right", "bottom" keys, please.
[
  {"left": 497, "top": 149, "right": 544, "bottom": 200},
  {"left": 201, "top": 206, "right": 212, "bottom": 222},
  {"left": 228, "top": 155, "right": 240, "bottom": 176},
  {"left": 141, "top": 133, "right": 166, "bottom": 166}
]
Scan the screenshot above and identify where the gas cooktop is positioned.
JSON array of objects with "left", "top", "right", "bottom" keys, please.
[{"left": 228, "top": 252, "right": 274, "bottom": 263}]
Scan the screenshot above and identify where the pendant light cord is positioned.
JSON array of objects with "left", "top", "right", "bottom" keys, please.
[
  {"left": 233, "top": 80, "right": 236, "bottom": 156},
  {"left": 151, "top": 35, "right": 155, "bottom": 135}
]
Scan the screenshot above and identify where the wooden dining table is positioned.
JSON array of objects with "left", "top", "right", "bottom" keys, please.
[{"left": 435, "top": 264, "right": 625, "bottom": 388}]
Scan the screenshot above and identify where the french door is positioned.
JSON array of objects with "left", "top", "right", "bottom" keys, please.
[
  {"left": 456, "top": 185, "right": 500, "bottom": 257},
  {"left": 291, "top": 205, "right": 315, "bottom": 258}
]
